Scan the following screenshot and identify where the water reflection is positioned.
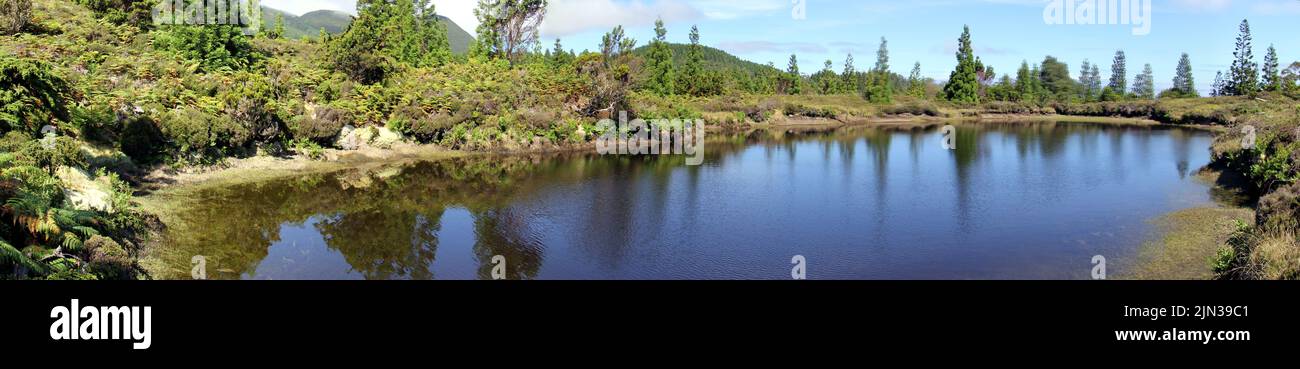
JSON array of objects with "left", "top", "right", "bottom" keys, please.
[{"left": 153, "top": 121, "right": 1218, "bottom": 280}]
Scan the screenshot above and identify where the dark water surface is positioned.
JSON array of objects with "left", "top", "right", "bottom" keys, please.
[{"left": 152, "top": 121, "right": 1218, "bottom": 280}]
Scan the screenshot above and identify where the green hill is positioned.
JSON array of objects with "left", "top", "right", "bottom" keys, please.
[
  {"left": 633, "top": 43, "right": 780, "bottom": 75},
  {"left": 261, "top": 8, "right": 473, "bottom": 54}
]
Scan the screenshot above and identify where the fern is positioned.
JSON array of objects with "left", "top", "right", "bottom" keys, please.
[{"left": 0, "top": 238, "right": 47, "bottom": 275}]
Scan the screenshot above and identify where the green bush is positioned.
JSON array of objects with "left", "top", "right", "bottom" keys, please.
[
  {"left": 0, "top": 0, "right": 31, "bottom": 35},
  {"left": 74, "top": 0, "right": 154, "bottom": 29},
  {"left": 153, "top": 25, "right": 258, "bottom": 73},
  {"left": 0, "top": 56, "right": 72, "bottom": 135},
  {"left": 119, "top": 115, "right": 166, "bottom": 163},
  {"left": 290, "top": 105, "right": 347, "bottom": 145},
  {"left": 85, "top": 235, "right": 133, "bottom": 280}
]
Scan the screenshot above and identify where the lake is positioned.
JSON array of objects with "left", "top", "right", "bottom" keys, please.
[{"left": 148, "top": 120, "right": 1218, "bottom": 280}]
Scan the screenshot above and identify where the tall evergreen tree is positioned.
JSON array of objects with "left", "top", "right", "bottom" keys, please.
[
  {"left": 907, "top": 62, "right": 925, "bottom": 98},
  {"left": 1015, "top": 61, "right": 1036, "bottom": 102},
  {"left": 1079, "top": 60, "right": 1095, "bottom": 101},
  {"left": 678, "top": 25, "right": 705, "bottom": 96},
  {"left": 1172, "top": 53, "right": 1197, "bottom": 97},
  {"left": 942, "top": 26, "right": 980, "bottom": 103},
  {"left": 1108, "top": 50, "right": 1127, "bottom": 94},
  {"left": 1227, "top": 19, "right": 1258, "bottom": 95},
  {"left": 1132, "top": 64, "right": 1155, "bottom": 99},
  {"left": 865, "top": 37, "right": 893, "bottom": 103},
  {"left": 784, "top": 54, "right": 802, "bottom": 95},
  {"left": 1212, "top": 71, "right": 1225, "bottom": 97},
  {"left": 842, "top": 53, "right": 856, "bottom": 93},
  {"left": 1262, "top": 44, "right": 1280, "bottom": 92},
  {"left": 1089, "top": 64, "right": 1102, "bottom": 98},
  {"left": 645, "top": 18, "right": 675, "bottom": 96}
]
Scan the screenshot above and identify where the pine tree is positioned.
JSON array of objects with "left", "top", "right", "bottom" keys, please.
[
  {"left": 1227, "top": 19, "right": 1258, "bottom": 96},
  {"left": 1262, "top": 44, "right": 1280, "bottom": 92},
  {"left": 1172, "top": 53, "right": 1197, "bottom": 97},
  {"left": 550, "top": 38, "right": 570, "bottom": 66},
  {"left": 1132, "top": 63, "right": 1154, "bottom": 99},
  {"left": 271, "top": 14, "right": 285, "bottom": 39},
  {"left": 1079, "top": 60, "right": 1094, "bottom": 101},
  {"left": 784, "top": 54, "right": 802, "bottom": 95},
  {"left": 908, "top": 62, "right": 925, "bottom": 98},
  {"left": 942, "top": 26, "right": 980, "bottom": 103},
  {"left": 1212, "top": 71, "right": 1225, "bottom": 97},
  {"left": 842, "top": 53, "right": 856, "bottom": 93},
  {"left": 865, "top": 37, "right": 893, "bottom": 103},
  {"left": 1015, "top": 61, "right": 1035, "bottom": 102},
  {"left": 645, "top": 18, "right": 675, "bottom": 96},
  {"left": 678, "top": 25, "right": 705, "bottom": 96},
  {"left": 1089, "top": 64, "right": 1102, "bottom": 98},
  {"left": 1108, "top": 50, "right": 1127, "bottom": 94}
]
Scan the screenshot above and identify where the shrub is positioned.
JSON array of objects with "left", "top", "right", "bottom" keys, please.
[
  {"left": 85, "top": 235, "right": 133, "bottom": 280},
  {"left": 153, "top": 25, "right": 258, "bottom": 72},
  {"left": 1258, "top": 182, "right": 1300, "bottom": 233},
  {"left": 0, "top": 56, "right": 72, "bottom": 135},
  {"left": 290, "top": 105, "right": 347, "bottom": 145},
  {"left": 119, "top": 115, "right": 166, "bottom": 163},
  {"left": 74, "top": 0, "right": 154, "bottom": 29},
  {"left": 0, "top": 0, "right": 30, "bottom": 35},
  {"left": 782, "top": 103, "right": 838, "bottom": 119}
]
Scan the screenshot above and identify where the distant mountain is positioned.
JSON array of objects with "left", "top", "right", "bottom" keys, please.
[
  {"left": 633, "top": 43, "right": 780, "bottom": 76},
  {"left": 437, "top": 15, "right": 474, "bottom": 55},
  {"left": 261, "top": 7, "right": 474, "bottom": 54}
]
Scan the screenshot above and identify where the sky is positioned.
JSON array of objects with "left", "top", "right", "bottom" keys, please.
[{"left": 262, "top": 0, "right": 1300, "bottom": 94}]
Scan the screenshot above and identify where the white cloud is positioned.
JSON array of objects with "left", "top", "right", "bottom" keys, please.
[{"left": 540, "top": 0, "right": 702, "bottom": 37}]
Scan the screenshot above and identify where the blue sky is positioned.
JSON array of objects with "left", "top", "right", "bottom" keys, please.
[{"left": 264, "top": 0, "right": 1300, "bottom": 94}]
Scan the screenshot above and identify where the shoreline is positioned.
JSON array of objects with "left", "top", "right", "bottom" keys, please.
[{"left": 138, "top": 114, "right": 1205, "bottom": 196}]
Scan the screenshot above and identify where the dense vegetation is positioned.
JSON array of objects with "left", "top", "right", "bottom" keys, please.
[{"left": 2, "top": 0, "right": 1298, "bottom": 279}]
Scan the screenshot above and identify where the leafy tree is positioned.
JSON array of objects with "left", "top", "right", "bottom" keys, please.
[
  {"left": 330, "top": 0, "right": 452, "bottom": 83},
  {"left": 1, "top": 0, "right": 30, "bottom": 35},
  {"left": 811, "top": 60, "right": 840, "bottom": 94},
  {"left": 1171, "top": 53, "right": 1198, "bottom": 97},
  {"left": 1132, "top": 63, "right": 1155, "bottom": 99},
  {"left": 1088, "top": 64, "right": 1102, "bottom": 99},
  {"left": 1226, "top": 19, "right": 1258, "bottom": 96},
  {"left": 1262, "top": 45, "right": 1280, "bottom": 92},
  {"left": 1038, "top": 56, "right": 1073, "bottom": 101},
  {"left": 645, "top": 18, "right": 675, "bottom": 96},
  {"left": 942, "top": 26, "right": 981, "bottom": 104},
  {"left": 474, "top": 0, "right": 548, "bottom": 65}
]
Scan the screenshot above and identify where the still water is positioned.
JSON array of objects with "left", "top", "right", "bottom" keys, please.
[{"left": 151, "top": 121, "right": 1217, "bottom": 280}]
